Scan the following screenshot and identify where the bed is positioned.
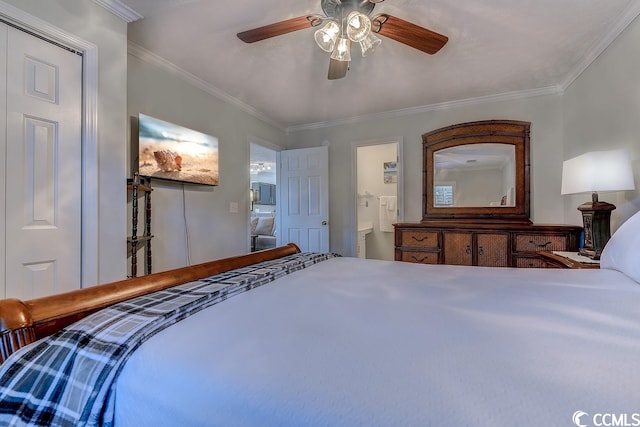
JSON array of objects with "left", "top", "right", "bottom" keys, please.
[{"left": 1, "top": 212, "right": 640, "bottom": 426}]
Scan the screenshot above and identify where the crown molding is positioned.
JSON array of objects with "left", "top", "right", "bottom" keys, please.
[
  {"left": 127, "top": 41, "right": 285, "bottom": 131},
  {"left": 127, "top": 41, "right": 561, "bottom": 134},
  {"left": 286, "top": 86, "right": 563, "bottom": 133},
  {"left": 92, "top": 0, "right": 143, "bottom": 23},
  {"left": 124, "top": 0, "right": 640, "bottom": 134},
  {"left": 560, "top": 0, "right": 640, "bottom": 91}
]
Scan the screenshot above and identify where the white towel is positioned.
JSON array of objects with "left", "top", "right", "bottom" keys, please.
[
  {"left": 379, "top": 196, "right": 397, "bottom": 232},
  {"left": 386, "top": 196, "right": 396, "bottom": 212}
]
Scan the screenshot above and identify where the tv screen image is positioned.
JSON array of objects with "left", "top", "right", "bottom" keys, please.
[{"left": 138, "top": 114, "right": 219, "bottom": 186}]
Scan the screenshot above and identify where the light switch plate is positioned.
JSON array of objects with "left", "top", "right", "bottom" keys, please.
[{"left": 229, "top": 202, "right": 238, "bottom": 213}]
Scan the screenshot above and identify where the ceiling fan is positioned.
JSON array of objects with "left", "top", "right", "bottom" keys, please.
[{"left": 237, "top": 0, "right": 448, "bottom": 80}]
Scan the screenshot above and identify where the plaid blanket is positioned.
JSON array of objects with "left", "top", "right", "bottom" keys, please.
[{"left": 0, "top": 252, "right": 337, "bottom": 427}]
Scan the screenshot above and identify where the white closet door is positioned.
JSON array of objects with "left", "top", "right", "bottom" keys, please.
[{"left": 3, "top": 24, "right": 82, "bottom": 299}]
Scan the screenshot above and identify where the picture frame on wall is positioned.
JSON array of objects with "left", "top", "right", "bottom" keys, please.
[{"left": 383, "top": 161, "right": 397, "bottom": 183}]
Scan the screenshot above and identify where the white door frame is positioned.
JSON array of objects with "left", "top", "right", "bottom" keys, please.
[
  {"left": 351, "top": 137, "right": 404, "bottom": 258},
  {"left": 0, "top": 2, "right": 99, "bottom": 287}
]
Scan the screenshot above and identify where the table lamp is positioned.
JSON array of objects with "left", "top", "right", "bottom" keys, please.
[{"left": 561, "top": 149, "right": 635, "bottom": 259}]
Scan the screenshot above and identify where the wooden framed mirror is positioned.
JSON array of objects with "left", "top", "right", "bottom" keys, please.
[{"left": 422, "top": 120, "right": 531, "bottom": 223}]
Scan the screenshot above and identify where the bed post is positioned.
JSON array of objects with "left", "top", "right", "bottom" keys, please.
[{"left": 0, "top": 298, "right": 35, "bottom": 364}]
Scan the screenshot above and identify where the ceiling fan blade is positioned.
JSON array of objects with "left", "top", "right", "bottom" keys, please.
[
  {"left": 372, "top": 14, "right": 448, "bottom": 54},
  {"left": 237, "top": 15, "right": 321, "bottom": 43},
  {"left": 328, "top": 58, "right": 348, "bottom": 80}
]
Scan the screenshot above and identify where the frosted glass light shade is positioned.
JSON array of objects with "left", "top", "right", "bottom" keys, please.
[
  {"left": 314, "top": 21, "right": 340, "bottom": 52},
  {"left": 346, "top": 11, "right": 371, "bottom": 42},
  {"left": 359, "top": 32, "right": 381, "bottom": 57},
  {"left": 331, "top": 36, "right": 352, "bottom": 62},
  {"left": 347, "top": 10, "right": 371, "bottom": 42},
  {"left": 561, "top": 149, "right": 635, "bottom": 195}
]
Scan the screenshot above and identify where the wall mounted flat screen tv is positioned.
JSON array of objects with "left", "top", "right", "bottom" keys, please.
[{"left": 138, "top": 113, "right": 219, "bottom": 186}]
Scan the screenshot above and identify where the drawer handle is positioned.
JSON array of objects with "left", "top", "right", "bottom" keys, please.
[
  {"left": 530, "top": 240, "right": 552, "bottom": 248},
  {"left": 411, "top": 236, "right": 429, "bottom": 243},
  {"left": 410, "top": 255, "right": 430, "bottom": 263},
  {"left": 465, "top": 245, "right": 472, "bottom": 254},
  {"left": 478, "top": 246, "right": 484, "bottom": 256}
]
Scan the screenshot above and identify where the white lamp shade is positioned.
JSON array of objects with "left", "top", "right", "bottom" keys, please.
[
  {"left": 314, "top": 21, "right": 340, "bottom": 53},
  {"left": 561, "top": 149, "right": 635, "bottom": 195}
]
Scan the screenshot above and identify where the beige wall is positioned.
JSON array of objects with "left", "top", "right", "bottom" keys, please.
[
  {"left": 563, "top": 15, "right": 640, "bottom": 230},
  {"left": 286, "top": 94, "right": 565, "bottom": 256},
  {"left": 9, "top": 1, "right": 640, "bottom": 272},
  {"left": 6, "top": 0, "right": 288, "bottom": 280},
  {"left": 127, "top": 54, "right": 286, "bottom": 272}
]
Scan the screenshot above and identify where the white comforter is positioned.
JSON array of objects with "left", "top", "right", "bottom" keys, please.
[{"left": 115, "top": 257, "right": 640, "bottom": 426}]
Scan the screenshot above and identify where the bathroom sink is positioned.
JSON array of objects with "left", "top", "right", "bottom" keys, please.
[
  {"left": 358, "top": 221, "right": 373, "bottom": 235},
  {"left": 356, "top": 221, "right": 374, "bottom": 258}
]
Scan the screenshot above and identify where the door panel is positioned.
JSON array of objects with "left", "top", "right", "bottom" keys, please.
[
  {"left": 4, "top": 26, "right": 82, "bottom": 299},
  {"left": 24, "top": 118, "right": 57, "bottom": 227},
  {"left": 308, "top": 175, "right": 322, "bottom": 215},
  {"left": 279, "top": 147, "right": 329, "bottom": 252},
  {"left": 286, "top": 177, "right": 301, "bottom": 216}
]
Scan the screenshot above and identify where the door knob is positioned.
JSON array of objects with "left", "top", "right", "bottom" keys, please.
[{"left": 322, "top": 221, "right": 328, "bottom": 226}]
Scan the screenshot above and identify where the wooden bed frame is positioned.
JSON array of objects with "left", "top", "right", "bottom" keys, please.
[{"left": 0, "top": 244, "right": 300, "bottom": 364}]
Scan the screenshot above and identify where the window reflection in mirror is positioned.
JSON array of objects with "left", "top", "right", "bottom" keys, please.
[
  {"left": 434, "top": 184, "right": 454, "bottom": 206},
  {"left": 433, "top": 143, "right": 515, "bottom": 208}
]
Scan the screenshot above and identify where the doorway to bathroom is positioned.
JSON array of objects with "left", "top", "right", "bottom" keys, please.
[{"left": 354, "top": 140, "right": 402, "bottom": 261}]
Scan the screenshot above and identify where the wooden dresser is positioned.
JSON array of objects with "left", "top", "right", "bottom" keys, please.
[
  {"left": 409, "top": 120, "right": 582, "bottom": 268},
  {"left": 395, "top": 222, "right": 582, "bottom": 268}
]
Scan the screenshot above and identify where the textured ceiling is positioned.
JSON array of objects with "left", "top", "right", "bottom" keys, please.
[{"left": 118, "top": 0, "right": 640, "bottom": 130}]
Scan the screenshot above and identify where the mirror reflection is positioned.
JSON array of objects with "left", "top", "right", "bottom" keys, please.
[{"left": 433, "top": 143, "right": 515, "bottom": 207}]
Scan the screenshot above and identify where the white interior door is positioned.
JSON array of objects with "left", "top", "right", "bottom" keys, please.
[
  {"left": 278, "top": 146, "right": 329, "bottom": 252},
  {"left": 2, "top": 24, "right": 82, "bottom": 299}
]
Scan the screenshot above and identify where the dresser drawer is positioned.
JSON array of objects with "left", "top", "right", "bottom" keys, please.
[
  {"left": 400, "top": 251, "right": 439, "bottom": 264},
  {"left": 399, "top": 230, "right": 439, "bottom": 249},
  {"left": 395, "top": 223, "right": 579, "bottom": 268},
  {"left": 514, "top": 256, "right": 557, "bottom": 268},
  {"left": 514, "top": 234, "right": 568, "bottom": 252}
]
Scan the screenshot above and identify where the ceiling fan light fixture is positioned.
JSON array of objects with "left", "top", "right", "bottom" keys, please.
[
  {"left": 359, "top": 32, "right": 381, "bottom": 57},
  {"left": 346, "top": 11, "right": 372, "bottom": 43},
  {"left": 331, "top": 36, "right": 352, "bottom": 62},
  {"left": 314, "top": 20, "right": 340, "bottom": 52},
  {"left": 237, "top": 0, "right": 449, "bottom": 81}
]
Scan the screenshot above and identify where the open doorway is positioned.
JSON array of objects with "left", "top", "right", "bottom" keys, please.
[
  {"left": 249, "top": 142, "right": 278, "bottom": 252},
  {"left": 354, "top": 140, "right": 402, "bottom": 261}
]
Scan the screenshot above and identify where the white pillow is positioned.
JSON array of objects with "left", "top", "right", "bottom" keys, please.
[
  {"left": 250, "top": 217, "right": 259, "bottom": 234},
  {"left": 600, "top": 210, "right": 640, "bottom": 283},
  {"left": 254, "top": 217, "right": 275, "bottom": 236}
]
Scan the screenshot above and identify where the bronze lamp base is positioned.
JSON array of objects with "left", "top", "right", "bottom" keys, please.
[{"left": 577, "top": 192, "right": 615, "bottom": 260}]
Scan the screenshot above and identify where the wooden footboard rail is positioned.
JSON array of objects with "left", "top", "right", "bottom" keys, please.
[{"left": 0, "top": 244, "right": 300, "bottom": 364}]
